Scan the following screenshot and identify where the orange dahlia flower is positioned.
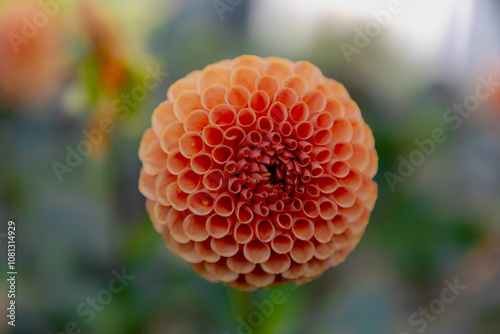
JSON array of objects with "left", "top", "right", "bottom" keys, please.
[
  {"left": 0, "top": 1, "right": 67, "bottom": 108},
  {"left": 139, "top": 55, "right": 378, "bottom": 290}
]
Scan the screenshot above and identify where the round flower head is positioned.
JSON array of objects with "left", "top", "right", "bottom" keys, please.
[
  {"left": 0, "top": 1, "right": 66, "bottom": 108},
  {"left": 139, "top": 55, "right": 378, "bottom": 290}
]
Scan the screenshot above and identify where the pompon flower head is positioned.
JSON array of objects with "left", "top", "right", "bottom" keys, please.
[
  {"left": 138, "top": 55, "right": 378, "bottom": 291},
  {"left": 0, "top": 0, "right": 67, "bottom": 108}
]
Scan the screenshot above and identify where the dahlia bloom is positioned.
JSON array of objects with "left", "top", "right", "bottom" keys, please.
[
  {"left": 0, "top": 1, "right": 67, "bottom": 108},
  {"left": 139, "top": 55, "right": 378, "bottom": 290}
]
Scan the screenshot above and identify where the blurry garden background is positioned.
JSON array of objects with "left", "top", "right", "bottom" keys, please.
[{"left": 1, "top": 0, "right": 500, "bottom": 333}]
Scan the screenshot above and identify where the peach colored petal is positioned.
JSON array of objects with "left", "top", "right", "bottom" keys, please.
[
  {"left": 190, "top": 262, "right": 219, "bottom": 283},
  {"left": 264, "top": 59, "right": 293, "bottom": 83},
  {"left": 208, "top": 104, "right": 236, "bottom": 128},
  {"left": 195, "top": 240, "right": 221, "bottom": 263},
  {"left": 236, "top": 201, "right": 254, "bottom": 224},
  {"left": 255, "top": 219, "right": 275, "bottom": 242},
  {"left": 245, "top": 267, "right": 276, "bottom": 288},
  {"left": 138, "top": 168, "right": 157, "bottom": 201},
  {"left": 201, "top": 85, "right": 227, "bottom": 110},
  {"left": 230, "top": 66, "right": 260, "bottom": 92},
  {"left": 324, "top": 98, "right": 345, "bottom": 118},
  {"left": 160, "top": 121, "right": 185, "bottom": 154},
  {"left": 330, "top": 160, "right": 350, "bottom": 178},
  {"left": 255, "top": 75, "right": 279, "bottom": 97},
  {"left": 166, "top": 182, "right": 188, "bottom": 211},
  {"left": 155, "top": 168, "right": 175, "bottom": 206},
  {"left": 177, "top": 168, "right": 201, "bottom": 193},
  {"left": 178, "top": 131, "right": 204, "bottom": 158},
  {"left": 232, "top": 55, "right": 265, "bottom": 73},
  {"left": 206, "top": 214, "right": 231, "bottom": 238},
  {"left": 184, "top": 214, "right": 209, "bottom": 242},
  {"left": 211, "top": 235, "right": 239, "bottom": 257},
  {"left": 166, "top": 149, "right": 190, "bottom": 175},
  {"left": 139, "top": 128, "right": 156, "bottom": 161},
  {"left": 293, "top": 61, "right": 324, "bottom": 87},
  {"left": 174, "top": 91, "right": 203, "bottom": 121},
  {"left": 184, "top": 109, "right": 209, "bottom": 132},
  {"left": 190, "top": 153, "right": 213, "bottom": 175},
  {"left": 152, "top": 101, "right": 178, "bottom": 137},
  {"left": 333, "top": 142, "right": 353, "bottom": 161},
  {"left": 256, "top": 116, "right": 274, "bottom": 134},
  {"left": 271, "top": 234, "right": 294, "bottom": 254},
  {"left": 143, "top": 140, "right": 167, "bottom": 175},
  {"left": 225, "top": 85, "right": 250, "bottom": 108},
  {"left": 243, "top": 240, "right": 271, "bottom": 263},
  {"left": 283, "top": 75, "right": 308, "bottom": 96},
  {"left": 290, "top": 240, "right": 315, "bottom": 263},
  {"left": 302, "top": 89, "right": 326, "bottom": 113},
  {"left": 211, "top": 145, "right": 234, "bottom": 165},
  {"left": 274, "top": 87, "right": 299, "bottom": 108},
  {"left": 293, "top": 121, "right": 314, "bottom": 140},
  {"left": 167, "top": 77, "right": 198, "bottom": 101},
  {"left": 197, "top": 64, "right": 232, "bottom": 92},
  {"left": 236, "top": 108, "right": 257, "bottom": 128},
  {"left": 339, "top": 170, "right": 363, "bottom": 191},
  {"left": 205, "top": 259, "right": 239, "bottom": 283},
  {"left": 202, "top": 124, "right": 224, "bottom": 147},
  {"left": 332, "top": 187, "right": 356, "bottom": 208},
  {"left": 312, "top": 147, "right": 333, "bottom": 164},
  {"left": 214, "top": 192, "right": 235, "bottom": 217},
  {"left": 292, "top": 218, "right": 315, "bottom": 240},
  {"left": 331, "top": 117, "right": 353, "bottom": 142},
  {"left": 314, "top": 219, "right": 335, "bottom": 244},
  {"left": 261, "top": 253, "right": 291, "bottom": 274},
  {"left": 187, "top": 190, "right": 214, "bottom": 215},
  {"left": 313, "top": 129, "right": 333, "bottom": 146},
  {"left": 224, "top": 126, "right": 246, "bottom": 147},
  {"left": 248, "top": 90, "right": 270, "bottom": 112},
  {"left": 227, "top": 252, "right": 256, "bottom": 274},
  {"left": 234, "top": 223, "right": 254, "bottom": 244}
]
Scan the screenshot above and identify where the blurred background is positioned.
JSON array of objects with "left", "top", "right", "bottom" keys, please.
[{"left": 1, "top": 0, "right": 500, "bottom": 333}]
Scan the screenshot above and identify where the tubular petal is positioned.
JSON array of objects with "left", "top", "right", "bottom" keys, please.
[
  {"left": 227, "top": 252, "right": 256, "bottom": 274},
  {"left": 290, "top": 240, "right": 315, "bottom": 263},
  {"left": 184, "top": 214, "right": 209, "bottom": 242},
  {"left": 179, "top": 132, "right": 204, "bottom": 158},
  {"left": 184, "top": 109, "right": 209, "bottom": 132},
  {"left": 187, "top": 190, "right": 214, "bottom": 215},
  {"left": 302, "top": 89, "right": 326, "bottom": 113},
  {"left": 174, "top": 91, "right": 203, "bottom": 121},
  {"left": 230, "top": 66, "right": 260, "bottom": 91},
  {"left": 160, "top": 121, "right": 185, "bottom": 154},
  {"left": 201, "top": 84, "right": 227, "bottom": 110},
  {"left": 225, "top": 85, "right": 250, "bottom": 108},
  {"left": 243, "top": 240, "right": 271, "bottom": 263},
  {"left": 152, "top": 101, "right": 177, "bottom": 137},
  {"left": 209, "top": 104, "right": 236, "bottom": 128},
  {"left": 211, "top": 235, "right": 238, "bottom": 257},
  {"left": 248, "top": 90, "right": 270, "bottom": 112},
  {"left": 271, "top": 234, "right": 294, "bottom": 254},
  {"left": 274, "top": 87, "right": 299, "bottom": 108}
]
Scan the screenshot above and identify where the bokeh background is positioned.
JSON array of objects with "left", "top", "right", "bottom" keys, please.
[{"left": 1, "top": 0, "right": 500, "bottom": 333}]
